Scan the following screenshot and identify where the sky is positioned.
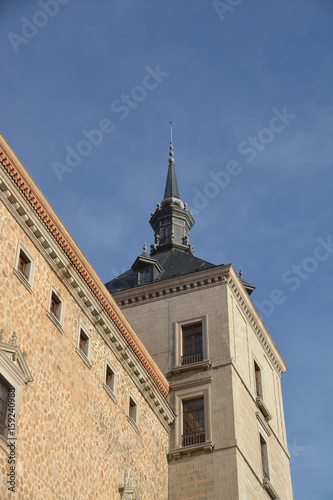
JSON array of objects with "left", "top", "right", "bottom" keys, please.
[{"left": 1, "top": 1, "right": 332, "bottom": 497}]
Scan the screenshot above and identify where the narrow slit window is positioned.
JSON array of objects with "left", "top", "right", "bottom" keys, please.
[
  {"left": 260, "top": 434, "right": 269, "bottom": 479},
  {"left": 255, "top": 361, "right": 262, "bottom": 398},
  {"left": 129, "top": 397, "right": 137, "bottom": 423}
]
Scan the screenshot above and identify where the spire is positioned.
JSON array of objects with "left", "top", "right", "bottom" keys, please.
[
  {"left": 149, "top": 123, "right": 195, "bottom": 256},
  {"left": 163, "top": 121, "right": 180, "bottom": 201}
]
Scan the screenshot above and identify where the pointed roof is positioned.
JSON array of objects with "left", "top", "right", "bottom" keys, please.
[
  {"left": 162, "top": 121, "right": 181, "bottom": 204},
  {"left": 163, "top": 162, "right": 180, "bottom": 200}
]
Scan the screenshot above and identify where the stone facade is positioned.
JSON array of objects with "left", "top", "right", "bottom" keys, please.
[
  {"left": 112, "top": 266, "right": 293, "bottom": 499},
  {"left": 0, "top": 135, "right": 174, "bottom": 499}
]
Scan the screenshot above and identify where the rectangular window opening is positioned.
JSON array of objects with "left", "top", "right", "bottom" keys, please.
[
  {"left": 255, "top": 361, "right": 262, "bottom": 398},
  {"left": 182, "top": 397, "right": 205, "bottom": 446},
  {"left": 50, "top": 291, "right": 61, "bottom": 320},
  {"left": 17, "top": 249, "right": 31, "bottom": 280},
  {"left": 260, "top": 434, "right": 269, "bottom": 480},
  {"left": 129, "top": 397, "right": 137, "bottom": 423},
  {"left": 181, "top": 322, "right": 203, "bottom": 365},
  {"left": 79, "top": 329, "right": 89, "bottom": 356},
  {"left": 106, "top": 365, "right": 114, "bottom": 391}
]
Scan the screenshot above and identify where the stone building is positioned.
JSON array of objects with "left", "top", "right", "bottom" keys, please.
[
  {"left": 0, "top": 134, "right": 175, "bottom": 500},
  {"left": 106, "top": 135, "right": 293, "bottom": 499}
]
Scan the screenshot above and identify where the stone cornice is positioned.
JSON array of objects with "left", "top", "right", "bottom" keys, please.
[
  {"left": 114, "top": 266, "right": 230, "bottom": 306},
  {"left": 0, "top": 135, "right": 174, "bottom": 428},
  {"left": 113, "top": 263, "right": 287, "bottom": 376},
  {"left": 227, "top": 266, "right": 287, "bottom": 375}
]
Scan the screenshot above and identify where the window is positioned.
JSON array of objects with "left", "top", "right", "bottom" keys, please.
[
  {"left": 254, "top": 360, "right": 272, "bottom": 420},
  {"left": 254, "top": 361, "right": 262, "bottom": 398},
  {"left": 14, "top": 241, "right": 35, "bottom": 290},
  {"left": 173, "top": 316, "right": 209, "bottom": 372},
  {"left": 79, "top": 329, "right": 89, "bottom": 357},
  {"left": 18, "top": 253, "right": 28, "bottom": 276},
  {"left": 128, "top": 396, "right": 139, "bottom": 429},
  {"left": 50, "top": 291, "right": 61, "bottom": 319},
  {"left": 182, "top": 397, "right": 205, "bottom": 446},
  {"left": 169, "top": 382, "right": 213, "bottom": 459},
  {"left": 47, "top": 285, "right": 65, "bottom": 329},
  {"left": 129, "top": 397, "right": 137, "bottom": 422},
  {"left": 182, "top": 323, "right": 203, "bottom": 365},
  {"left": 106, "top": 365, "right": 115, "bottom": 392},
  {"left": 138, "top": 268, "right": 150, "bottom": 284},
  {"left": 260, "top": 434, "right": 269, "bottom": 480},
  {"left": 0, "top": 376, "right": 9, "bottom": 437},
  {"left": 103, "top": 359, "right": 117, "bottom": 401},
  {"left": 76, "top": 325, "right": 92, "bottom": 366}
]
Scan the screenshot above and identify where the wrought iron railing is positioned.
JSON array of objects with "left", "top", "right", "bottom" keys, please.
[
  {"left": 181, "top": 351, "right": 203, "bottom": 365},
  {"left": 182, "top": 431, "right": 205, "bottom": 447}
]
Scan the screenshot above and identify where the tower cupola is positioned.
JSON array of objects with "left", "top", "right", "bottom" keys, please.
[{"left": 149, "top": 123, "right": 195, "bottom": 256}]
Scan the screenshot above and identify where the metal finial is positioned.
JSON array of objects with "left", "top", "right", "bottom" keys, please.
[
  {"left": 169, "top": 121, "right": 174, "bottom": 165},
  {"left": 143, "top": 243, "right": 147, "bottom": 252},
  {"left": 239, "top": 269, "right": 243, "bottom": 277}
]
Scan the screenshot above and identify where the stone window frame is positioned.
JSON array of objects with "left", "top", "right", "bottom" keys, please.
[
  {"left": 13, "top": 240, "right": 35, "bottom": 293},
  {"left": 103, "top": 358, "right": 117, "bottom": 402},
  {"left": 127, "top": 394, "right": 139, "bottom": 433},
  {"left": 173, "top": 315, "right": 209, "bottom": 372},
  {"left": 75, "top": 322, "right": 92, "bottom": 368},
  {"left": 0, "top": 333, "right": 33, "bottom": 454},
  {"left": 170, "top": 382, "right": 213, "bottom": 458},
  {"left": 253, "top": 355, "right": 272, "bottom": 421},
  {"left": 46, "top": 284, "right": 65, "bottom": 331}
]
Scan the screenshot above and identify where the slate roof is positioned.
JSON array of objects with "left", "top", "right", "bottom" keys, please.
[
  {"left": 105, "top": 249, "right": 217, "bottom": 293},
  {"left": 164, "top": 162, "right": 180, "bottom": 200}
]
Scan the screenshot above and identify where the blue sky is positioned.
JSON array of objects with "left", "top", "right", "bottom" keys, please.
[{"left": 1, "top": 1, "right": 332, "bottom": 497}]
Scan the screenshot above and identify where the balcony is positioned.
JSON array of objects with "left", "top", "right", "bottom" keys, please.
[
  {"left": 181, "top": 350, "right": 203, "bottom": 365},
  {"left": 182, "top": 431, "right": 205, "bottom": 447}
]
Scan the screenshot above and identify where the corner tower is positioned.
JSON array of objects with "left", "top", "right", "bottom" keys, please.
[{"left": 106, "top": 127, "right": 293, "bottom": 500}]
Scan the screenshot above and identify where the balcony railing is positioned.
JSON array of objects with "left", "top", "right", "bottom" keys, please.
[
  {"left": 182, "top": 431, "right": 205, "bottom": 447},
  {"left": 181, "top": 351, "right": 203, "bottom": 365}
]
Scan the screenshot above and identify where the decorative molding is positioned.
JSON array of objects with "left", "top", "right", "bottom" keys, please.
[
  {"left": 256, "top": 412, "right": 271, "bottom": 437},
  {"left": 170, "top": 376, "right": 213, "bottom": 391},
  {"left": 171, "top": 359, "right": 211, "bottom": 375},
  {"left": 0, "top": 338, "right": 33, "bottom": 385},
  {"left": 227, "top": 273, "right": 286, "bottom": 375},
  {"left": 263, "top": 476, "right": 280, "bottom": 500},
  {"left": 115, "top": 273, "right": 228, "bottom": 307},
  {"left": 256, "top": 396, "right": 272, "bottom": 421},
  {"left": 169, "top": 440, "right": 214, "bottom": 460}
]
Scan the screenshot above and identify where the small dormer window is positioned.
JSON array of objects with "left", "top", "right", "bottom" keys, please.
[{"left": 138, "top": 268, "right": 150, "bottom": 284}]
